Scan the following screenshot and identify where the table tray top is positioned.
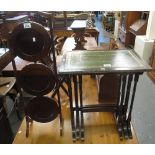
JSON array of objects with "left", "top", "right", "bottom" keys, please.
[
  {"left": 58, "top": 50, "right": 152, "bottom": 74},
  {"left": 70, "top": 20, "right": 87, "bottom": 29}
]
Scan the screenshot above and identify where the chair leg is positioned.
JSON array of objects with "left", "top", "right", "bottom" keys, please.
[{"left": 26, "top": 116, "right": 29, "bottom": 138}]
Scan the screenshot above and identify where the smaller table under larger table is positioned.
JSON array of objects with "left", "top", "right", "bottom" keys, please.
[{"left": 58, "top": 49, "right": 152, "bottom": 141}]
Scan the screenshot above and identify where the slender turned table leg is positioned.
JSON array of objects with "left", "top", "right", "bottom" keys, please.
[
  {"left": 116, "top": 74, "right": 122, "bottom": 117},
  {"left": 127, "top": 73, "right": 140, "bottom": 139},
  {"left": 57, "top": 89, "right": 63, "bottom": 136},
  {"left": 79, "top": 75, "right": 84, "bottom": 141},
  {"left": 73, "top": 75, "right": 80, "bottom": 140},
  {"left": 122, "top": 74, "right": 133, "bottom": 139},
  {"left": 117, "top": 75, "right": 127, "bottom": 140},
  {"left": 67, "top": 75, "right": 76, "bottom": 141}
]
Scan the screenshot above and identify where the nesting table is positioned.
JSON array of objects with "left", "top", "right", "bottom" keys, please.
[{"left": 58, "top": 50, "right": 152, "bottom": 141}]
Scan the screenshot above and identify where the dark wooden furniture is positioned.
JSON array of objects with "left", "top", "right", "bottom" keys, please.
[
  {"left": 62, "top": 36, "right": 119, "bottom": 104},
  {"left": 70, "top": 20, "right": 87, "bottom": 50},
  {"left": 118, "top": 11, "right": 143, "bottom": 47},
  {"left": 128, "top": 12, "right": 149, "bottom": 48},
  {"left": 36, "top": 11, "right": 79, "bottom": 30},
  {"left": 2, "top": 12, "right": 68, "bottom": 98},
  {"left": 8, "top": 20, "right": 63, "bottom": 137},
  {"left": 12, "top": 77, "right": 138, "bottom": 144},
  {"left": 96, "top": 74, "right": 119, "bottom": 103},
  {"left": 148, "top": 42, "right": 155, "bottom": 83},
  {"left": 62, "top": 37, "right": 98, "bottom": 54},
  {"left": 53, "top": 12, "right": 71, "bottom": 29},
  {"left": 59, "top": 50, "right": 152, "bottom": 141},
  {"left": 0, "top": 14, "right": 28, "bottom": 43},
  {"left": 103, "top": 12, "right": 115, "bottom": 32},
  {"left": 53, "top": 12, "right": 95, "bottom": 30},
  {"left": 36, "top": 12, "right": 99, "bottom": 43},
  {"left": 37, "top": 11, "right": 69, "bottom": 97},
  {"left": 18, "top": 63, "right": 60, "bottom": 137},
  {"left": 53, "top": 27, "right": 99, "bottom": 44}
]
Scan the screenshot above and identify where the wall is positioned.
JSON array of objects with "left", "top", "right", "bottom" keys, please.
[{"left": 134, "top": 11, "right": 155, "bottom": 63}]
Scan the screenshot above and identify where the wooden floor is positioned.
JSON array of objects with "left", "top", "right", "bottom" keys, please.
[{"left": 13, "top": 76, "right": 138, "bottom": 144}]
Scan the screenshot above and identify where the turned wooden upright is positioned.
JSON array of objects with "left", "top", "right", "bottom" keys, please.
[{"left": 70, "top": 20, "right": 87, "bottom": 50}]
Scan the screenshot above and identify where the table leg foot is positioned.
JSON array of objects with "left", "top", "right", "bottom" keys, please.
[
  {"left": 127, "top": 122, "right": 133, "bottom": 139},
  {"left": 117, "top": 123, "right": 123, "bottom": 140},
  {"left": 76, "top": 129, "right": 80, "bottom": 140},
  {"left": 80, "top": 129, "right": 85, "bottom": 141},
  {"left": 72, "top": 131, "right": 76, "bottom": 142},
  {"left": 60, "top": 128, "right": 63, "bottom": 136},
  {"left": 59, "top": 117, "right": 64, "bottom": 136},
  {"left": 123, "top": 122, "right": 129, "bottom": 139}
]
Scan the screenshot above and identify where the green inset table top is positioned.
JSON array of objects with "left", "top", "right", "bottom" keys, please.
[{"left": 58, "top": 50, "right": 152, "bottom": 75}]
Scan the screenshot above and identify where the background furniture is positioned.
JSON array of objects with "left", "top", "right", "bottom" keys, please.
[
  {"left": 118, "top": 11, "right": 147, "bottom": 47},
  {"left": 52, "top": 13, "right": 99, "bottom": 43},
  {"left": 70, "top": 20, "right": 87, "bottom": 50},
  {"left": 96, "top": 38, "right": 119, "bottom": 103},
  {"left": 53, "top": 27, "right": 99, "bottom": 44},
  {"left": 0, "top": 13, "right": 28, "bottom": 47},
  {"left": 35, "top": 11, "right": 95, "bottom": 30},
  {"left": 53, "top": 12, "right": 95, "bottom": 30},
  {"left": 103, "top": 12, "right": 115, "bottom": 32},
  {"left": 148, "top": 42, "right": 155, "bottom": 83},
  {"left": 128, "top": 12, "right": 149, "bottom": 48},
  {"left": 96, "top": 74, "right": 119, "bottom": 103},
  {"left": 61, "top": 37, "right": 98, "bottom": 54}
]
